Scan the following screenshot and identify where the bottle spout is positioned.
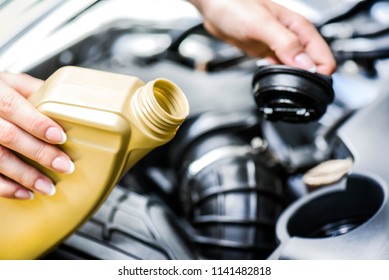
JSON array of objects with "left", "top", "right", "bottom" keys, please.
[
  {"left": 132, "top": 78, "right": 189, "bottom": 139},
  {"left": 122, "top": 78, "right": 190, "bottom": 174}
]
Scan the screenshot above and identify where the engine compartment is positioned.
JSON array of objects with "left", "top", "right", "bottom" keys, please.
[{"left": 2, "top": 0, "right": 389, "bottom": 260}]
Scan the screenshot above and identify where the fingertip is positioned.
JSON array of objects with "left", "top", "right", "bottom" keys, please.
[
  {"left": 318, "top": 60, "right": 337, "bottom": 76},
  {"left": 51, "top": 156, "right": 75, "bottom": 174},
  {"left": 45, "top": 127, "right": 67, "bottom": 144},
  {"left": 293, "top": 53, "right": 316, "bottom": 72},
  {"left": 34, "top": 178, "right": 56, "bottom": 196},
  {"left": 14, "top": 189, "right": 34, "bottom": 200}
]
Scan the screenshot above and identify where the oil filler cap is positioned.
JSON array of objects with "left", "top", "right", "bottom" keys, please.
[{"left": 252, "top": 65, "right": 334, "bottom": 122}]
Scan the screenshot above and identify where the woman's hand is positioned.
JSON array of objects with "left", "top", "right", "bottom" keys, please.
[
  {"left": 190, "top": 0, "right": 336, "bottom": 75},
  {"left": 0, "top": 72, "right": 74, "bottom": 200}
]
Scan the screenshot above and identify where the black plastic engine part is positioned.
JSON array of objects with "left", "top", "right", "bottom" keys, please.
[
  {"left": 44, "top": 186, "right": 195, "bottom": 260},
  {"left": 177, "top": 127, "right": 285, "bottom": 259},
  {"left": 286, "top": 175, "right": 382, "bottom": 238},
  {"left": 267, "top": 83, "right": 389, "bottom": 260},
  {"left": 252, "top": 65, "right": 334, "bottom": 123},
  {"left": 270, "top": 174, "right": 385, "bottom": 259}
]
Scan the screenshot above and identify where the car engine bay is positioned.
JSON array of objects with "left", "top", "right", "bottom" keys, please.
[{"left": 1, "top": 0, "right": 389, "bottom": 260}]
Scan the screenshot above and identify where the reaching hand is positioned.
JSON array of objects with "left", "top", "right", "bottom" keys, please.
[
  {"left": 190, "top": 0, "right": 336, "bottom": 75},
  {"left": 0, "top": 72, "right": 74, "bottom": 200}
]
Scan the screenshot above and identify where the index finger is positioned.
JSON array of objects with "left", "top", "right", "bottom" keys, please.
[
  {"left": 0, "top": 77, "right": 66, "bottom": 144},
  {"left": 275, "top": 5, "right": 336, "bottom": 75},
  {"left": 0, "top": 72, "right": 43, "bottom": 98}
]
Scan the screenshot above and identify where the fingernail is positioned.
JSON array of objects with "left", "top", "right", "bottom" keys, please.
[
  {"left": 52, "top": 156, "right": 75, "bottom": 174},
  {"left": 34, "top": 179, "right": 56, "bottom": 196},
  {"left": 45, "top": 127, "right": 67, "bottom": 144},
  {"left": 294, "top": 53, "right": 316, "bottom": 72},
  {"left": 15, "top": 189, "right": 35, "bottom": 200}
]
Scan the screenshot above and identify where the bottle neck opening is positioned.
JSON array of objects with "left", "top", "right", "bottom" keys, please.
[{"left": 133, "top": 79, "right": 189, "bottom": 137}]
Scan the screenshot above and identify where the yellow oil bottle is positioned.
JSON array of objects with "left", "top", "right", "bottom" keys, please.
[{"left": 0, "top": 66, "right": 189, "bottom": 259}]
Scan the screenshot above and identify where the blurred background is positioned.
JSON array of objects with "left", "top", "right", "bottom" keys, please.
[{"left": 1, "top": 0, "right": 389, "bottom": 260}]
